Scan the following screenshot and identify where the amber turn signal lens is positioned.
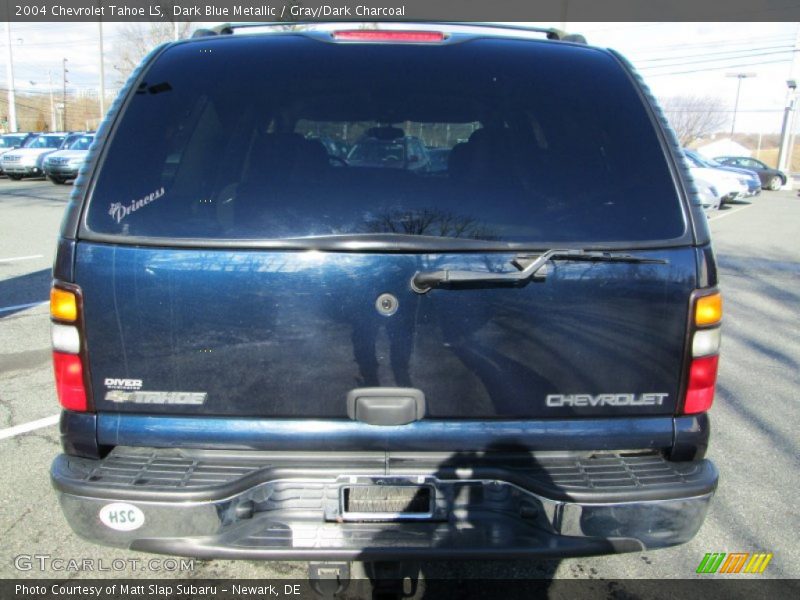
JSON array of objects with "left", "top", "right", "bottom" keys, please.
[
  {"left": 50, "top": 287, "right": 78, "bottom": 322},
  {"left": 695, "top": 292, "right": 722, "bottom": 327}
]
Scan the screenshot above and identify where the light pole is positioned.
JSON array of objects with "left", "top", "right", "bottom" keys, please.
[
  {"left": 48, "top": 71, "right": 55, "bottom": 131},
  {"left": 726, "top": 72, "right": 756, "bottom": 138},
  {"left": 98, "top": 21, "right": 106, "bottom": 118},
  {"left": 4, "top": 22, "right": 17, "bottom": 132},
  {"left": 62, "top": 58, "right": 68, "bottom": 131},
  {"left": 778, "top": 79, "right": 797, "bottom": 173}
]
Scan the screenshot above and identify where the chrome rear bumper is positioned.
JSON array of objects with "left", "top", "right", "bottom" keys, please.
[{"left": 52, "top": 448, "right": 717, "bottom": 560}]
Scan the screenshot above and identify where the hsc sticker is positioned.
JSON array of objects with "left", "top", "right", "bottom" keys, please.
[{"left": 99, "top": 503, "right": 145, "bottom": 531}]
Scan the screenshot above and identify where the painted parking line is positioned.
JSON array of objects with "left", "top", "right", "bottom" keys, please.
[
  {"left": 0, "top": 301, "right": 48, "bottom": 314},
  {"left": 708, "top": 204, "right": 756, "bottom": 221},
  {"left": 0, "top": 414, "right": 59, "bottom": 441},
  {"left": 0, "top": 254, "right": 44, "bottom": 263}
]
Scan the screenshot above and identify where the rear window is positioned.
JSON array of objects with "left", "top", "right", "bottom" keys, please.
[{"left": 85, "top": 36, "right": 686, "bottom": 245}]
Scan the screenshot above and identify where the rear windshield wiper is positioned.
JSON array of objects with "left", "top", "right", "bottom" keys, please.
[{"left": 410, "top": 249, "right": 668, "bottom": 293}]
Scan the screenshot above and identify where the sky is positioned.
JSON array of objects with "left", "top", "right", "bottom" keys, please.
[{"left": 0, "top": 21, "right": 798, "bottom": 133}]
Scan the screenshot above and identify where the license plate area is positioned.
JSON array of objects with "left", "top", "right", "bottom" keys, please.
[{"left": 336, "top": 477, "right": 442, "bottom": 521}]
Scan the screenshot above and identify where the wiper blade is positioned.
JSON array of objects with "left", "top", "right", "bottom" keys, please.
[{"left": 410, "top": 249, "right": 668, "bottom": 294}]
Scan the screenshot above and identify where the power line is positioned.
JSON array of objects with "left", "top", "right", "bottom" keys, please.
[
  {"left": 645, "top": 57, "right": 796, "bottom": 77},
  {"left": 632, "top": 34, "right": 796, "bottom": 54},
  {"left": 636, "top": 44, "right": 795, "bottom": 64},
  {"left": 638, "top": 49, "right": 797, "bottom": 71}
]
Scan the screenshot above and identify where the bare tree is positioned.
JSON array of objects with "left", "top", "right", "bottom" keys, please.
[
  {"left": 660, "top": 95, "right": 729, "bottom": 146},
  {"left": 113, "top": 18, "right": 194, "bottom": 82},
  {"left": 362, "top": 209, "right": 498, "bottom": 241}
]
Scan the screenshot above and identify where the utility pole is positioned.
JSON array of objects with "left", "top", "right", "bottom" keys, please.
[
  {"left": 778, "top": 24, "right": 800, "bottom": 178},
  {"left": 62, "top": 58, "right": 68, "bottom": 131},
  {"left": 777, "top": 80, "right": 797, "bottom": 172},
  {"left": 787, "top": 25, "right": 800, "bottom": 176},
  {"left": 98, "top": 20, "right": 106, "bottom": 118},
  {"left": 48, "top": 71, "right": 55, "bottom": 131},
  {"left": 4, "top": 22, "right": 17, "bottom": 132},
  {"left": 726, "top": 72, "right": 756, "bottom": 138}
]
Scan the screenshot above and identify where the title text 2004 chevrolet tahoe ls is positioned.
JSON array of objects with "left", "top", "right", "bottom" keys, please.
[{"left": 50, "top": 23, "right": 721, "bottom": 564}]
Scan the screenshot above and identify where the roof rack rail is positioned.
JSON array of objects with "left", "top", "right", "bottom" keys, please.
[
  {"left": 191, "top": 22, "right": 587, "bottom": 44},
  {"left": 437, "top": 22, "right": 586, "bottom": 43}
]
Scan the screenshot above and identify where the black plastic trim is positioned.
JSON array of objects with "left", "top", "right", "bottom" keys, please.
[
  {"left": 51, "top": 450, "right": 718, "bottom": 505},
  {"left": 696, "top": 244, "right": 719, "bottom": 288},
  {"left": 52, "top": 238, "right": 75, "bottom": 283},
  {"left": 672, "top": 413, "right": 711, "bottom": 462},
  {"left": 59, "top": 411, "right": 100, "bottom": 459}
]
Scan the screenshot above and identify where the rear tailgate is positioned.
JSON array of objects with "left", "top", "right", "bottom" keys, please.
[
  {"left": 77, "top": 244, "right": 694, "bottom": 419},
  {"left": 72, "top": 35, "right": 697, "bottom": 426}
]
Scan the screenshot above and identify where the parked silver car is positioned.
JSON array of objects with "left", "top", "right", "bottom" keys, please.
[
  {"left": 44, "top": 133, "right": 95, "bottom": 184},
  {"left": 0, "top": 133, "right": 36, "bottom": 175},
  {"left": 1, "top": 132, "right": 76, "bottom": 180}
]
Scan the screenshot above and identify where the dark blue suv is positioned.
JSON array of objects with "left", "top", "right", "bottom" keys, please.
[{"left": 50, "top": 24, "right": 720, "bottom": 563}]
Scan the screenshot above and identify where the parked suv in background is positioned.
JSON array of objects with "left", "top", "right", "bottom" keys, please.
[
  {"left": 0, "top": 132, "right": 36, "bottom": 175},
  {"left": 44, "top": 133, "right": 95, "bottom": 184},
  {"left": 50, "top": 24, "right": 721, "bottom": 572},
  {"left": 2, "top": 132, "right": 72, "bottom": 179}
]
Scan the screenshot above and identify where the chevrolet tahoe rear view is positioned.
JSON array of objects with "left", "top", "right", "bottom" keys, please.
[{"left": 50, "top": 24, "right": 720, "bottom": 562}]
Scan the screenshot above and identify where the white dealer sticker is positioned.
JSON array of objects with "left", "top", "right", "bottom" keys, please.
[{"left": 98, "top": 503, "right": 145, "bottom": 532}]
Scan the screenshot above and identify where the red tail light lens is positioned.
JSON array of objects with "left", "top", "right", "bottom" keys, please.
[
  {"left": 53, "top": 351, "right": 88, "bottom": 412},
  {"left": 683, "top": 355, "right": 719, "bottom": 414},
  {"left": 332, "top": 30, "right": 445, "bottom": 43}
]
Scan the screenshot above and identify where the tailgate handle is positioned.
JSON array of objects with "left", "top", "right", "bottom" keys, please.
[{"left": 347, "top": 388, "right": 426, "bottom": 426}]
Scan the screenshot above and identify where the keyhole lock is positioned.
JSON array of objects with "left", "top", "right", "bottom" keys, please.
[{"left": 375, "top": 293, "right": 399, "bottom": 316}]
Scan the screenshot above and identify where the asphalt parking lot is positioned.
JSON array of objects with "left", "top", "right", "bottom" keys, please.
[{"left": 0, "top": 179, "right": 798, "bottom": 583}]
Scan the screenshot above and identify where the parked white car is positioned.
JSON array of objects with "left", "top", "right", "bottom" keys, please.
[
  {"left": 684, "top": 151, "right": 746, "bottom": 207},
  {"left": 693, "top": 174, "right": 722, "bottom": 214},
  {"left": 1, "top": 133, "right": 74, "bottom": 180}
]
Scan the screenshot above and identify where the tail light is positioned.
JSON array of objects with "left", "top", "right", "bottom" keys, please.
[
  {"left": 332, "top": 30, "right": 446, "bottom": 43},
  {"left": 682, "top": 290, "right": 722, "bottom": 414},
  {"left": 53, "top": 352, "right": 87, "bottom": 411},
  {"left": 50, "top": 283, "right": 91, "bottom": 412}
]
